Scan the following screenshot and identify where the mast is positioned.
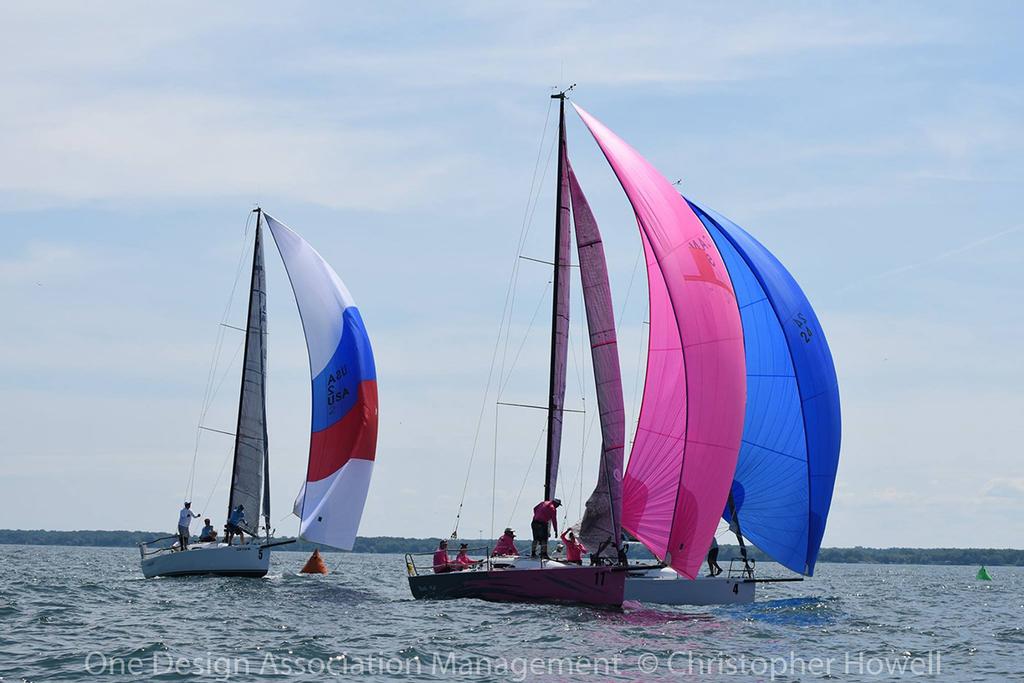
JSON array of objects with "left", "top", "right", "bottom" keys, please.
[
  {"left": 226, "top": 208, "right": 270, "bottom": 535},
  {"left": 544, "top": 90, "right": 571, "bottom": 501}
]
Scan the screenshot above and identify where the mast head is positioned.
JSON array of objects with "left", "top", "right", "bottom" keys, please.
[{"left": 551, "top": 83, "right": 576, "bottom": 100}]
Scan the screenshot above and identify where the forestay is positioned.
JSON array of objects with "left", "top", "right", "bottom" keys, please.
[{"left": 265, "top": 215, "right": 379, "bottom": 550}]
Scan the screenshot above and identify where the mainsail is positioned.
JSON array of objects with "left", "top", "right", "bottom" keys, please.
[
  {"left": 226, "top": 216, "right": 269, "bottom": 536},
  {"left": 689, "top": 201, "right": 841, "bottom": 576},
  {"left": 569, "top": 161, "right": 625, "bottom": 555},
  {"left": 266, "top": 214, "right": 379, "bottom": 550},
  {"left": 574, "top": 103, "right": 746, "bottom": 579},
  {"left": 544, "top": 100, "right": 572, "bottom": 501}
]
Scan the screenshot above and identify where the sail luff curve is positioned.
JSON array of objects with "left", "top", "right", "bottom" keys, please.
[
  {"left": 689, "top": 201, "right": 841, "bottom": 575},
  {"left": 265, "top": 214, "right": 378, "bottom": 551},
  {"left": 573, "top": 103, "right": 746, "bottom": 579}
]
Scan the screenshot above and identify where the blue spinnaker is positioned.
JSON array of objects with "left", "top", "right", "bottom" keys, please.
[{"left": 688, "top": 200, "right": 841, "bottom": 576}]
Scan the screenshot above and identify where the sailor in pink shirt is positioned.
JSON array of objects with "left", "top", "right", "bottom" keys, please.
[
  {"left": 454, "top": 543, "right": 479, "bottom": 569},
  {"left": 432, "top": 539, "right": 452, "bottom": 574},
  {"left": 530, "top": 498, "right": 561, "bottom": 559},
  {"left": 560, "top": 529, "right": 587, "bottom": 565},
  {"left": 492, "top": 528, "right": 519, "bottom": 557}
]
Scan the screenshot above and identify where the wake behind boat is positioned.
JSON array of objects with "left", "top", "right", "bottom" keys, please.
[{"left": 140, "top": 210, "right": 379, "bottom": 579}]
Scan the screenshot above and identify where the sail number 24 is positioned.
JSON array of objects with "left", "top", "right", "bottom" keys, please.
[{"left": 791, "top": 313, "right": 813, "bottom": 343}]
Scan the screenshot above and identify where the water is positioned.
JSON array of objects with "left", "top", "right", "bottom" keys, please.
[{"left": 0, "top": 545, "right": 1020, "bottom": 681}]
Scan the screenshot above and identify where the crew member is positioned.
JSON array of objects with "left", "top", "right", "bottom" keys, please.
[
  {"left": 177, "top": 502, "right": 200, "bottom": 551},
  {"left": 432, "top": 539, "right": 453, "bottom": 574},
  {"left": 225, "top": 504, "right": 247, "bottom": 545},
  {"left": 531, "top": 499, "right": 561, "bottom": 559},
  {"left": 198, "top": 518, "right": 217, "bottom": 543},
  {"left": 560, "top": 529, "right": 587, "bottom": 565},
  {"left": 492, "top": 528, "right": 519, "bottom": 557}
]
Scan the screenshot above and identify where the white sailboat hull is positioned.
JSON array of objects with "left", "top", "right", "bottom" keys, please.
[
  {"left": 140, "top": 542, "right": 270, "bottom": 579},
  {"left": 624, "top": 567, "right": 755, "bottom": 605}
]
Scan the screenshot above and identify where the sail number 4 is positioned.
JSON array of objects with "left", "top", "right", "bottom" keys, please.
[{"left": 791, "top": 313, "right": 813, "bottom": 343}]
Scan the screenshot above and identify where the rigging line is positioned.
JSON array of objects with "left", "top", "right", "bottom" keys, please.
[
  {"left": 497, "top": 401, "right": 585, "bottom": 414},
  {"left": 497, "top": 130, "right": 559, "bottom": 391},
  {"left": 450, "top": 99, "right": 556, "bottom": 538},
  {"left": 506, "top": 427, "right": 548, "bottom": 528},
  {"left": 491, "top": 403, "right": 498, "bottom": 543},
  {"left": 519, "top": 255, "right": 580, "bottom": 267},
  {"left": 498, "top": 100, "right": 558, "bottom": 384},
  {"left": 186, "top": 211, "right": 255, "bottom": 501},
  {"left": 496, "top": 279, "right": 553, "bottom": 398},
  {"left": 199, "top": 443, "right": 234, "bottom": 521}
]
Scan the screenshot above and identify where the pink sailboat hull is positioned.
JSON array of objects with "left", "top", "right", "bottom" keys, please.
[{"left": 407, "top": 566, "right": 625, "bottom": 607}]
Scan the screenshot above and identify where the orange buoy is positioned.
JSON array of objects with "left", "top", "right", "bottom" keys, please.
[{"left": 300, "top": 548, "right": 329, "bottom": 574}]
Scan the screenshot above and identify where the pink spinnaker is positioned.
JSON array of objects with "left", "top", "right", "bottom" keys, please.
[{"left": 573, "top": 103, "right": 746, "bottom": 578}]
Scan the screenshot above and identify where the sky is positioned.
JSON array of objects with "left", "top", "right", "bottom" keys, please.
[{"left": 1, "top": 2, "right": 1021, "bottom": 549}]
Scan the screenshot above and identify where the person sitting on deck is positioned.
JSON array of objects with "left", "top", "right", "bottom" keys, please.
[
  {"left": 560, "top": 529, "right": 587, "bottom": 566},
  {"left": 706, "top": 536, "right": 723, "bottom": 576},
  {"left": 177, "top": 502, "right": 200, "bottom": 551},
  {"left": 531, "top": 499, "right": 561, "bottom": 559},
  {"left": 492, "top": 528, "right": 519, "bottom": 557},
  {"left": 198, "top": 518, "right": 217, "bottom": 543},
  {"left": 432, "top": 540, "right": 453, "bottom": 574},
  {"left": 453, "top": 543, "right": 479, "bottom": 570},
  {"left": 225, "top": 504, "right": 247, "bottom": 545}
]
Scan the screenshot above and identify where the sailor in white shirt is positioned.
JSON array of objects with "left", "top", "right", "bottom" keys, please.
[{"left": 178, "top": 502, "right": 200, "bottom": 550}]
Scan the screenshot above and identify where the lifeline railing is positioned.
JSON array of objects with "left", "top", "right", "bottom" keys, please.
[
  {"left": 138, "top": 535, "right": 179, "bottom": 560},
  {"left": 406, "top": 545, "right": 527, "bottom": 577}
]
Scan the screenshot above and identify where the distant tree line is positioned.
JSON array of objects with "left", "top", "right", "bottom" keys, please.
[{"left": 1, "top": 530, "right": 1021, "bottom": 566}]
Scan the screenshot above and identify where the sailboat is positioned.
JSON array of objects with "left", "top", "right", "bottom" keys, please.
[
  {"left": 406, "top": 92, "right": 751, "bottom": 607},
  {"left": 139, "top": 210, "right": 378, "bottom": 578}
]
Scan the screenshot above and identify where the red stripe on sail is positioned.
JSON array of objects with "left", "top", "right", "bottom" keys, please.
[{"left": 307, "top": 380, "right": 378, "bottom": 482}]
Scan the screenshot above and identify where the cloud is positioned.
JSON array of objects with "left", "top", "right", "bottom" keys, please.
[
  {"left": 0, "top": 4, "right": 952, "bottom": 210},
  {"left": 984, "top": 478, "right": 1024, "bottom": 500}
]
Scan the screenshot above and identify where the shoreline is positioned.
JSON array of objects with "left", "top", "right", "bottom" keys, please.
[{"left": 1, "top": 530, "right": 1021, "bottom": 566}]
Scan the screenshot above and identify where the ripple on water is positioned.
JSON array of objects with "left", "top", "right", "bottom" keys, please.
[{"left": 1, "top": 546, "right": 1021, "bottom": 682}]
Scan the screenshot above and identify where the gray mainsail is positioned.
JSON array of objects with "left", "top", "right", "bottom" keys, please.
[
  {"left": 227, "top": 212, "right": 270, "bottom": 536},
  {"left": 569, "top": 162, "right": 625, "bottom": 556}
]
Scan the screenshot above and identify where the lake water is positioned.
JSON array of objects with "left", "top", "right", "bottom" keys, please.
[{"left": 0, "top": 545, "right": 1020, "bottom": 681}]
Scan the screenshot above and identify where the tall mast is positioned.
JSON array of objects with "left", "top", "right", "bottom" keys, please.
[
  {"left": 544, "top": 90, "right": 571, "bottom": 501},
  {"left": 226, "top": 207, "right": 270, "bottom": 535}
]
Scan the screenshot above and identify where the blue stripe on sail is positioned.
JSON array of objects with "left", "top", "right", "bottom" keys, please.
[
  {"left": 311, "top": 307, "right": 377, "bottom": 433},
  {"left": 690, "top": 200, "right": 841, "bottom": 576}
]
